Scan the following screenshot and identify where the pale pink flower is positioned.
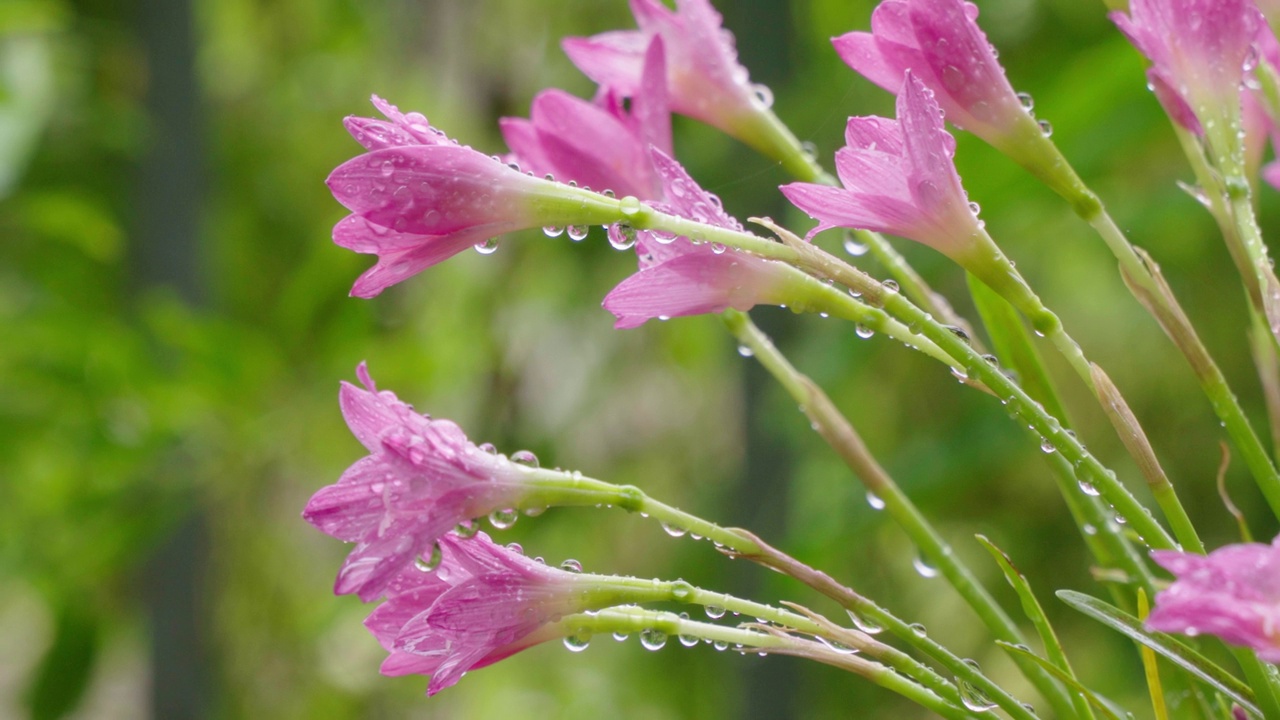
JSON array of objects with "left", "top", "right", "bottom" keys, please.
[
  {"left": 501, "top": 37, "right": 671, "bottom": 200},
  {"left": 780, "top": 72, "right": 985, "bottom": 263},
  {"left": 1111, "top": 0, "right": 1262, "bottom": 136},
  {"left": 329, "top": 97, "right": 618, "bottom": 297},
  {"left": 1147, "top": 535, "right": 1280, "bottom": 661},
  {"left": 303, "top": 364, "right": 535, "bottom": 601},
  {"left": 832, "top": 0, "right": 1031, "bottom": 147},
  {"left": 603, "top": 148, "right": 800, "bottom": 327},
  {"left": 562, "top": 0, "right": 765, "bottom": 139},
  {"left": 367, "top": 532, "right": 619, "bottom": 695}
]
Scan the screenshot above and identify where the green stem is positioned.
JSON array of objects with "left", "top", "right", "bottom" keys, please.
[
  {"left": 722, "top": 310, "right": 1076, "bottom": 719},
  {"left": 732, "top": 529, "right": 1041, "bottom": 720},
  {"left": 968, "top": 274, "right": 1158, "bottom": 588},
  {"left": 996, "top": 129, "right": 1280, "bottom": 523}
]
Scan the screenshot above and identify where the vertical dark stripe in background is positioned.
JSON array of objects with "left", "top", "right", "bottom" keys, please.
[{"left": 133, "top": 0, "right": 210, "bottom": 717}]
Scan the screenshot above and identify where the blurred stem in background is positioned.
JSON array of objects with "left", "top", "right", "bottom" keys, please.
[{"left": 133, "top": 0, "right": 212, "bottom": 717}]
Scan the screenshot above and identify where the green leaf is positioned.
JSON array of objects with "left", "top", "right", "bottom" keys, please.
[
  {"left": 977, "top": 534, "right": 1095, "bottom": 720},
  {"left": 1057, "top": 590, "right": 1259, "bottom": 717},
  {"left": 999, "top": 641, "right": 1129, "bottom": 720}
]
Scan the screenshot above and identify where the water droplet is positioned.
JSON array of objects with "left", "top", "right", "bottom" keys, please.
[
  {"left": 602, "top": 189, "right": 616, "bottom": 198},
  {"left": 380, "top": 160, "right": 395, "bottom": 177},
  {"left": 1040, "top": 438, "right": 1055, "bottom": 454},
  {"left": 671, "top": 583, "right": 692, "bottom": 601},
  {"left": 1016, "top": 92, "right": 1034, "bottom": 111},
  {"left": 847, "top": 610, "right": 884, "bottom": 635},
  {"left": 855, "top": 324, "right": 875, "bottom": 339},
  {"left": 567, "top": 225, "right": 589, "bottom": 241},
  {"left": 661, "top": 522, "right": 687, "bottom": 538},
  {"left": 713, "top": 640, "right": 729, "bottom": 651},
  {"left": 843, "top": 237, "right": 869, "bottom": 256},
  {"left": 737, "top": 344, "right": 754, "bottom": 358},
  {"left": 542, "top": 225, "right": 564, "bottom": 237},
  {"left": 652, "top": 228, "right": 677, "bottom": 243},
  {"left": 511, "top": 449, "right": 540, "bottom": 468},
  {"left": 1037, "top": 119, "right": 1053, "bottom": 137},
  {"left": 677, "top": 615, "right": 699, "bottom": 646},
  {"left": 489, "top": 508, "right": 519, "bottom": 530},
  {"left": 609, "top": 224, "right": 637, "bottom": 250},
  {"left": 455, "top": 519, "right": 479, "bottom": 538},
  {"left": 560, "top": 558, "right": 583, "bottom": 573},
  {"left": 505, "top": 542, "right": 524, "bottom": 554},
  {"left": 705, "top": 605, "right": 726, "bottom": 619},
  {"left": 612, "top": 631, "right": 629, "bottom": 641},
  {"left": 866, "top": 491, "right": 885, "bottom": 510},
  {"left": 909, "top": 623, "right": 928, "bottom": 637},
  {"left": 1082, "top": 524, "right": 1097, "bottom": 536},
  {"left": 959, "top": 678, "right": 997, "bottom": 712},
  {"left": 968, "top": 201, "right": 981, "bottom": 215},
  {"left": 563, "top": 631, "right": 591, "bottom": 652},
  {"left": 881, "top": 279, "right": 899, "bottom": 294},
  {"left": 640, "top": 628, "right": 667, "bottom": 650},
  {"left": 751, "top": 83, "right": 774, "bottom": 108},
  {"left": 1078, "top": 481, "right": 1099, "bottom": 496},
  {"left": 982, "top": 354, "right": 999, "bottom": 366},
  {"left": 478, "top": 442, "right": 498, "bottom": 455},
  {"left": 711, "top": 242, "right": 727, "bottom": 254},
  {"left": 523, "top": 506, "right": 546, "bottom": 517},
  {"left": 800, "top": 140, "right": 818, "bottom": 160},
  {"left": 415, "top": 543, "right": 442, "bottom": 572},
  {"left": 619, "top": 195, "right": 643, "bottom": 217},
  {"left": 913, "top": 555, "right": 939, "bottom": 578},
  {"left": 474, "top": 238, "right": 498, "bottom": 255},
  {"left": 1114, "top": 513, "right": 1127, "bottom": 525}
]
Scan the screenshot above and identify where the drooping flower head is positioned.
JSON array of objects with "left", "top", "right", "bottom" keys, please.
[
  {"left": 1111, "top": 0, "right": 1262, "bottom": 139},
  {"left": 502, "top": 36, "right": 672, "bottom": 200},
  {"left": 833, "top": 0, "right": 1037, "bottom": 152},
  {"left": 328, "top": 97, "right": 623, "bottom": 297},
  {"left": 604, "top": 148, "right": 808, "bottom": 327},
  {"left": 563, "top": 0, "right": 770, "bottom": 147},
  {"left": 781, "top": 72, "right": 988, "bottom": 266},
  {"left": 303, "top": 364, "right": 541, "bottom": 601},
  {"left": 366, "top": 532, "right": 660, "bottom": 695},
  {"left": 1147, "top": 535, "right": 1280, "bottom": 661}
]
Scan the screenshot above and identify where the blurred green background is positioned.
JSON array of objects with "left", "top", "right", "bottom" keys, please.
[{"left": 3, "top": 0, "right": 1279, "bottom": 717}]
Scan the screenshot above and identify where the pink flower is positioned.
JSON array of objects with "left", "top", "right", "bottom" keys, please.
[
  {"left": 832, "top": 0, "right": 1032, "bottom": 147},
  {"left": 1147, "top": 535, "right": 1280, "bottom": 661},
  {"left": 780, "top": 72, "right": 984, "bottom": 263},
  {"left": 501, "top": 37, "right": 672, "bottom": 200},
  {"left": 329, "top": 97, "right": 621, "bottom": 297},
  {"left": 365, "top": 532, "right": 624, "bottom": 695},
  {"left": 1111, "top": 0, "right": 1262, "bottom": 136},
  {"left": 603, "top": 148, "right": 801, "bottom": 327},
  {"left": 303, "top": 364, "right": 536, "bottom": 601},
  {"left": 563, "top": 0, "right": 764, "bottom": 139}
]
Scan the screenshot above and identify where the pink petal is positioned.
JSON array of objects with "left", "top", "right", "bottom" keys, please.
[
  {"left": 634, "top": 36, "right": 674, "bottom": 158},
  {"left": 498, "top": 117, "right": 554, "bottom": 178},
  {"left": 604, "top": 247, "right": 791, "bottom": 328},
  {"left": 844, "top": 116, "right": 904, "bottom": 154},
  {"left": 327, "top": 146, "right": 532, "bottom": 236},
  {"left": 908, "top": 0, "right": 1018, "bottom": 127},
  {"left": 832, "top": 31, "right": 903, "bottom": 95},
  {"left": 562, "top": 32, "right": 650, "bottom": 96},
  {"left": 338, "top": 378, "right": 401, "bottom": 453},
  {"left": 302, "top": 455, "right": 394, "bottom": 541}
]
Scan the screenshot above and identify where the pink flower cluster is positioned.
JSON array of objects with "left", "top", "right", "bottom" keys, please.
[
  {"left": 303, "top": 363, "right": 536, "bottom": 601},
  {"left": 367, "top": 531, "right": 600, "bottom": 695}
]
